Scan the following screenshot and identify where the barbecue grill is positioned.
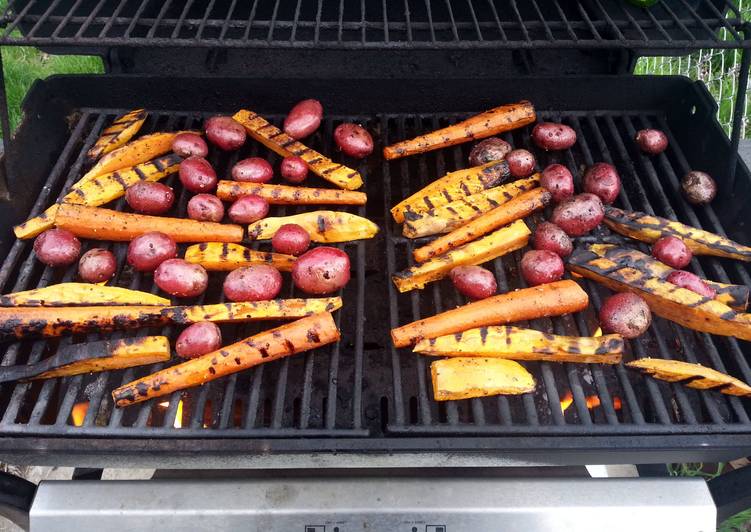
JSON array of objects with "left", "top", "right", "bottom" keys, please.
[{"left": 0, "top": 1, "right": 749, "bottom": 530}]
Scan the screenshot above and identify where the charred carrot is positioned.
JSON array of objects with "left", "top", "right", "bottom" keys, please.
[
  {"left": 55, "top": 204, "right": 243, "bottom": 243},
  {"left": 184, "top": 242, "right": 297, "bottom": 272},
  {"left": 216, "top": 181, "right": 367, "bottom": 205},
  {"left": 112, "top": 312, "right": 340, "bottom": 406},
  {"left": 383, "top": 101, "right": 536, "bottom": 160},
  {"left": 86, "top": 109, "right": 148, "bottom": 162},
  {"left": 0, "top": 283, "right": 170, "bottom": 307}
]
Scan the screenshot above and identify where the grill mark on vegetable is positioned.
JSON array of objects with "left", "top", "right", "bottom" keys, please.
[
  {"left": 259, "top": 346, "right": 270, "bottom": 358},
  {"left": 317, "top": 215, "right": 327, "bottom": 234},
  {"left": 423, "top": 196, "right": 435, "bottom": 210},
  {"left": 479, "top": 327, "right": 488, "bottom": 344},
  {"left": 460, "top": 182, "right": 471, "bottom": 196},
  {"left": 283, "top": 339, "right": 295, "bottom": 353},
  {"left": 306, "top": 329, "right": 320, "bottom": 343}
]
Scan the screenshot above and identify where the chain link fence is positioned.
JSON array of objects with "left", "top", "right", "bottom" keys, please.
[{"left": 635, "top": 1, "right": 751, "bottom": 138}]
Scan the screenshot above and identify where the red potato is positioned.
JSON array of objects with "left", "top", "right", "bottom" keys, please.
[
  {"left": 506, "top": 149, "right": 536, "bottom": 178},
  {"left": 666, "top": 270, "right": 716, "bottom": 299},
  {"left": 204, "top": 116, "right": 246, "bottom": 151},
  {"left": 33, "top": 228, "right": 81, "bottom": 267},
  {"left": 175, "top": 321, "right": 222, "bottom": 359},
  {"left": 271, "top": 224, "right": 311, "bottom": 256},
  {"left": 598, "top": 292, "right": 651, "bottom": 339},
  {"left": 292, "top": 247, "right": 351, "bottom": 295},
  {"left": 468, "top": 137, "right": 512, "bottom": 167},
  {"left": 681, "top": 171, "right": 717, "bottom": 205},
  {"left": 652, "top": 236, "right": 692, "bottom": 269},
  {"left": 171, "top": 132, "right": 208, "bottom": 158},
  {"left": 231, "top": 157, "right": 273, "bottom": 183},
  {"left": 125, "top": 181, "right": 175, "bottom": 215},
  {"left": 540, "top": 164, "right": 574, "bottom": 203},
  {"left": 126, "top": 231, "right": 177, "bottom": 272},
  {"left": 283, "top": 99, "right": 323, "bottom": 140},
  {"left": 635, "top": 129, "right": 668, "bottom": 156},
  {"left": 520, "top": 249, "right": 564, "bottom": 286},
  {"left": 187, "top": 194, "right": 225, "bottom": 222},
  {"left": 222, "top": 265, "right": 282, "bottom": 302},
  {"left": 532, "top": 122, "right": 577, "bottom": 151},
  {"left": 550, "top": 193, "right": 604, "bottom": 236},
  {"left": 228, "top": 195, "right": 269, "bottom": 224},
  {"left": 280, "top": 156, "right": 308, "bottom": 184},
  {"left": 154, "top": 258, "right": 208, "bottom": 298},
  {"left": 179, "top": 156, "right": 217, "bottom": 193},
  {"left": 583, "top": 163, "right": 620, "bottom": 205},
  {"left": 532, "top": 222, "right": 573, "bottom": 258},
  {"left": 449, "top": 265, "right": 497, "bottom": 300},
  {"left": 78, "top": 248, "right": 117, "bottom": 283},
  {"left": 334, "top": 123, "right": 374, "bottom": 158}
]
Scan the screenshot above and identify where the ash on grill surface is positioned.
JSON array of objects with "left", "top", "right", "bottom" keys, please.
[{"left": 0, "top": 0, "right": 745, "bottom": 49}]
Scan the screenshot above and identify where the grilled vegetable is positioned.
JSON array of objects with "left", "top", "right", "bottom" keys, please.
[
  {"left": 520, "top": 249, "right": 564, "bottom": 286},
  {"left": 532, "top": 122, "right": 577, "bottom": 151},
  {"left": 415, "top": 325, "right": 623, "bottom": 364},
  {"left": 635, "top": 129, "right": 668, "bottom": 156},
  {"left": 383, "top": 101, "right": 536, "bottom": 160},
  {"left": 583, "top": 163, "right": 620, "bottom": 205},
  {"left": 172, "top": 132, "right": 208, "bottom": 158},
  {"left": 568, "top": 245, "right": 751, "bottom": 341},
  {"left": 0, "top": 297, "right": 342, "bottom": 340},
  {"left": 233, "top": 109, "right": 363, "bottom": 190},
  {"left": 127, "top": 232, "right": 177, "bottom": 272},
  {"left": 393, "top": 220, "right": 530, "bottom": 293},
  {"left": 292, "top": 247, "right": 351, "bottom": 295},
  {"left": 431, "top": 357, "right": 536, "bottom": 401},
  {"left": 33, "top": 229, "right": 80, "bottom": 267},
  {"left": 179, "top": 156, "right": 217, "bottom": 193},
  {"left": 449, "top": 265, "right": 497, "bottom": 300},
  {"left": 391, "top": 160, "right": 510, "bottom": 224},
  {"left": 125, "top": 181, "right": 175, "bottom": 215},
  {"left": 272, "top": 224, "right": 311, "bottom": 256},
  {"left": 532, "top": 222, "right": 573, "bottom": 258},
  {"left": 681, "top": 171, "right": 717, "bottom": 205},
  {"left": 0, "top": 283, "right": 169, "bottom": 307},
  {"left": 78, "top": 248, "right": 117, "bottom": 283},
  {"left": 468, "top": 137, "right": 512, "bottom": 166},
  {"left": 627, "top": 358, "right": 751, "bottom": 397},
  {"left": 184, "top": 242, "right": 297, "bottom": 272},
  {"left": 176, "top": 322, "right": 222, "bottom": 359},
  {"left": 187, "top": 194, "right": 225, "bottom": 222},
  {"left": 411, "top": 187, "right": 550, "bottom": 262},
  {"left": 598, "top": 292, "right": 652, "bottom": 339},
  {"left": 223, "top": 265, "right": 282, "bottom": 302},
  {"left": 280, "top": 156, "right": 309, "bottom": 184},
  {"left": 551, "top": 193, "right": 604, "bottom": 236},
  {"left": 113, "top": 312, "right": 340, "bottom": 407},
  {"left": 205, "top": 116, "right": 246, "bottom": 151},
  {"left": 334, "top": 122, "right": 374, "bottom": 158},
  {"left": 247, "top": 210, "right": 378, "bottom": 243},
  {"left": 506, "top": 149, "right": 536, "bottom": 178},
  {"left": 585, "top": 244, "right": 748, "bottom": 310},
  {"left": 86, "top": 109, "right": 147, "bottom": 162},
  {"left": 402, "top": 176, "right": 539, "bottom": 238},
  {"left": 14, "top": 154, "right": 181, "bottom": 239},
  {"left": 216, "top": 180, "right": 367, "bottom": 206},
  {"left": 284, "top": 99, "right": 323, "bottom": 139},
  {"left": 540, "top": 164, "right": 574, "bottom": 203},
  {"left": 55, "top": 204, "right": 244, "bottom": 243},
  {"left": 651, "top": 235, "right": 692, "bottom": 269},
  {"left": 603, "top": 206, "right": 751, "bottom": 261},
  {"left": 391, "top": 279, "right": 589, "bottom": 348},
  {"left": 154, "top": 259, "right": 208, "bottom": 298},
  {"left": 0, "top": 336, "right": 170, "bottom": 383},
  {"left": 232, "top": 157, "right": 273, "bottom": 183},
  {"left": 228, "top": 195, "right": 269, "bottom": 224}
]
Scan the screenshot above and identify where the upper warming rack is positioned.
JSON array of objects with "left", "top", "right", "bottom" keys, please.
[{"left": 0, "top": 0, "right": 747, "bottom": 50}]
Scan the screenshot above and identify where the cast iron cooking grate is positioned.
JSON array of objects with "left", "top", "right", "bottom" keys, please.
[{"left": 0, "top": 0, "right": 746, "bottom": 49}]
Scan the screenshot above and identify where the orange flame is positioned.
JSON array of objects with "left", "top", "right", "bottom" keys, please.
[
  {"left": 560, "top": 392, "right": 574, "bottom": 413},
  {"left": 71, "top": 402, "right": 89, "bottom": 427},
  {"left": 560, "top": 392, "right": 622, "bottom": 413},
  {"left": 593, "top": 327, "right": 603, "bottom": 337},
  {"left": 174, "top": 400, "right": 184, "bottom": 429}
]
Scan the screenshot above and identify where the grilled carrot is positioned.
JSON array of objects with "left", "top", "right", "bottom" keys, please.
[
  {"left": 112, "top": 312, "right": 341, "bottom": 407},
  {"left": 391, "top": 280, "right": 589, "bottom": 348},
  {"left": 55, "top": 204, "right": 243, "bottom": 243},
  {"left": 412, "top": 187, "right": 551, "bottom": 262},
  {"left": 184, "top": 242, "right": 297, "bottom": 272},
  {"left": 627, "top": 358, "right": 751, "bottom": 397},
  {"left": 383, "top": 101, "right": 536, "bottom": 160},
  {"left": 216, "top": 180, "right": 367, "bottom": 205},
  {"left": 247, "top": 210, "right": 379, "bottom": 243},
  {"left": 0, "top": 283, "right": 170, "bottom": 307},
  {"left": 234, "top": 109, "right": 362, "bottom": 190},
  {"left": 0, "top": 297, "right": 342, "bottom": 340},
  {"left": 86, "top": 109, "right": 147, "bottom": 162},
  {"left": 403, "top": 175, "right": 540, "bottom": 238},
  {"left": 391, "top": 160, "right": 510, "bottom": 224},
  {"left": 431, "top": 357, "right": 536, "bottom": 401}
]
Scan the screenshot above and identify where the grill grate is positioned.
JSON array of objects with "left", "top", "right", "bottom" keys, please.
[
  {"left": 0, "top": 0, "right": 747, "bottom": 49},
  {"left": 0, "top": 109, "right": 368, "bottom": 438}
]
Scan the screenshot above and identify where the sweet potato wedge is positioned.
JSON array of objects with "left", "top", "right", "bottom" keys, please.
[
  {"left": 392, "top": 279, "right": 589, "bottom": 348},
  {"left": 392, "top": 219, "right": 530, "bottom": 293},
  {"left": 587, "top": 244, "right": 748, "bottom": 311},
  {"left": 0, "top": 297, "right": 342, "bottom": 340},
  {"left": 431, "top": 357, "right": 536, "bottom": 401},
  {"left": 247, "top": 210, "right": 379, "bottom": 243},
  {"left": 627, "top": 358, "right": 751, "bottom": 397},
  {"left": 184, "top": 242, "right": 296, "bottom": 272},
  {"left": 113, "top": 312, "right": 340, "bottom": 406},
  {"left": 413, "top": 187, "right": 551, "bottom": 262},
  {"left": 216, "top": 180, "right": 367, "bottom": 205},
  {"left": 0, "top": 336, "right": 170, "bottom": 383},
  {"left": 55, "top": 204, "right": 244, "bottom": 243},
  {"left": 568, "top": 245, "right": 751, "bottom": 341},
  {"left": 233, "top": 109, "right": 362, "bottom": 190},
  {"left": 391, "top": 160, "right": 510, "bottom": 224},
  {"left": 383, "top": 101, "right": 536, "bottom": 160},
  {"left": 0, "top": 283, "right": 170, "bottom": 307},
  {"left": 86, "top": 109, "right": 148, "bottom": 162},
  {"left": 604, "top": 206, "right": 751, "bottom": 261},
  {"left": 402, "top": 175, "right": 540, "bottom": 238},
  {"left": 415, "top": 325, "right": 623, "bottom": 364}
]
